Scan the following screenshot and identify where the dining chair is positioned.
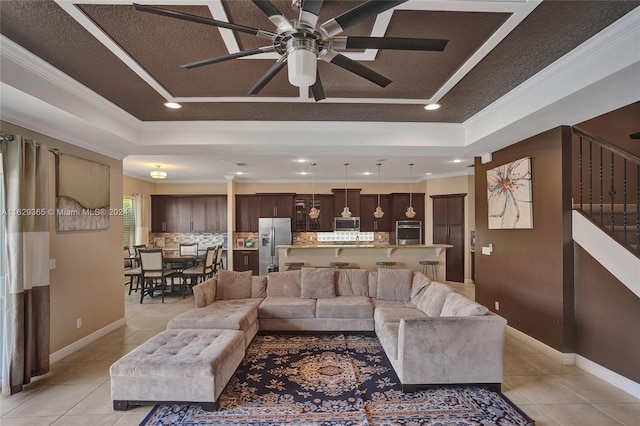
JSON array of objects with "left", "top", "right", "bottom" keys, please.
[
  {"left": 124, "top": 246, "right": 141, "bottom": 294},
  {"left": 132, "top": 244, "right": 146, "bottom": 267},
  {"left": 139, "top": 249, "right": 175, "bottom": 303},
  {"left": 212, "top": 245, "right": 224, "bottom": 274},
  {"left": 124, "top": 246, "right": 133, "bottom": 269},
  {"left": 181, "top": 246, "right": 217, "bottom": 298}
]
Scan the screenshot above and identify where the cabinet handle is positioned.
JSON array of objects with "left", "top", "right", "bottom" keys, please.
[{"left": 274, "top": 206, "right": 277, "bottom": 216}]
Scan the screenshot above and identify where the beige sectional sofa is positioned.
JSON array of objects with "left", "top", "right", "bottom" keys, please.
[{"left": 167, "top": 267, "right": 507, "bottom": 391}]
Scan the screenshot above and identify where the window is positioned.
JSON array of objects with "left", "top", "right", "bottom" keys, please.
[{"left": 123, "top": 197, "right": 135, "bottom": 249}]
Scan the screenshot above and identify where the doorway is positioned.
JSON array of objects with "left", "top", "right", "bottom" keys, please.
[{"left": 431, "top": 194, "right": 466, "bottom": 283}]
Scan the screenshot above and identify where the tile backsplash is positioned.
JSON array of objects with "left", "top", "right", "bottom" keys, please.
[{"left": 149, "top": 232, "right": 227, "bottom": 249}]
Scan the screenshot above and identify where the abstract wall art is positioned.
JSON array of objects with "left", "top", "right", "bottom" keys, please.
[
  {"left": 487, "top": 156, "right": 533, "bottom": 229},
  {"left": 56, "top": 154, "right": 110, "bottom": 231}
]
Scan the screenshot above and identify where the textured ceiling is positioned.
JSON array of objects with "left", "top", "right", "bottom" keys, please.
[{"left": 0, "top": 1, "right": 638, "bottom": 183}]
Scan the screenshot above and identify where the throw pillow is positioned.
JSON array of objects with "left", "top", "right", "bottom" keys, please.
[
  {"left": 193, "top": 277, "right": 217, "bottom": 307},
  {"left": 301, "top": 267, "right": 336, "bottom": 298},
  {"left": 441, "top": 292, "right": 489, "bottom": 316},
  {"left": 368, "top": 271, "right": 378, "bottom": 298},
  {"left": 335, "top": 269, "right": 369, "bottom": 296},
  {"left": 266, "top": 270, "right": 302, "bottom": 297},
  {"left": 216, "top": 270, "right": 252, "bottom": 300},
  {"left": 376, "top": 268, "right": 413, "bottom": 302},
  {"left": 251, "top": 276, "right": 267, "bottom": 298},
  {"left": 415, "top": 281, "right": 455, "bottom": 316},
  {"left": 410, "top": 272, "right": 432, "bottom": 301}
]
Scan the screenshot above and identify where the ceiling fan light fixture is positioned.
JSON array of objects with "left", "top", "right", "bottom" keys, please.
[{"left": 288, "top": 48, "right": 317, "bottom": 88}]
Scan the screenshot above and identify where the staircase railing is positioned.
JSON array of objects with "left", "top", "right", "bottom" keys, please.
[{"left": 572, "top": 126, "right": 640, "bottom": 257}]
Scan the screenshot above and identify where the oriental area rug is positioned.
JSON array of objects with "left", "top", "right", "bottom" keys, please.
[{"left": 141, "top": 334, "right": 533, "bottom": 426}]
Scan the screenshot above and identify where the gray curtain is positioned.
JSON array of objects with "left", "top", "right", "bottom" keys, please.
[
  {"left": 134, "top": 193, "right": 150, "bottom": 246},
  {"left": 1, "top": 136, "right": 50, "bottom": 395}
]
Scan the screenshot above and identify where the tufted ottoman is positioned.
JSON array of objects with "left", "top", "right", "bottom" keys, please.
[{"left": 110, "top": 328, "right": 245, "bottom": 411}]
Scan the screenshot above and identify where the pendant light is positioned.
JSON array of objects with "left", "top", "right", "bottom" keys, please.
[
  {"left": 405, "top": 163, "right": 416, "bottom": 218},
  {"left": 341, "top": 163, "right": 352, "bottom": 217},
  {"left": 373, "top": 162, "right": 384, "bottom": 218},
  {"left": 309, "top": 163, "right": 319, "bottom": 219}
]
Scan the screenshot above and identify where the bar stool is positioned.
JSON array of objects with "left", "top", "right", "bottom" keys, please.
[
  {"left": 285, "top": 262, "right": 305, "bottom": 271},
  {"left": 419, "top": 260, "right": 438, "bottom": 280},
  {"left": 329, "top": 262, "right": 349, "bottom": 269},
  {"left": 376, "top": 261, "right": 396, "bottom": 269}
]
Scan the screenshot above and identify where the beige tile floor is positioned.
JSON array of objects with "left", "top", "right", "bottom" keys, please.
[{"left": 1, "top": 281, "right": 638, "bottom": 425}]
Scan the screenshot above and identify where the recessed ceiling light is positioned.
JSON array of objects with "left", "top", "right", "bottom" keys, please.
[
  {"left": 235, "top": 171, "right": 244, "bottom": 175},
  {"left": 425, "top": 172, "right": 432, "bottom": 176},
  {"left": 424, "top": 103, "right": 441, "bottom": 111},
  {"left": 299, "top": 171, "right": 308, "bottom": 175},
  {"left": 452, "top": 159, "right": 462, "bottom": 163},
  {"left": 363, "top": 172, "right": 372, "bottom": 176},
  {"left": 296, "top": 158, "right": 306, "bottom": 163},
  {"left": 164, "top": 102, "right": 182, "bottom": 109}
]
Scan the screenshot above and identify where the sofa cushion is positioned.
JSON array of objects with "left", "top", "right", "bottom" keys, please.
[
  {"left": 259, "top": 297, "right": 316, "bottom": 319},
  {"left": 315, "top": 296, "right": 373, "bottom": 319},
  {"left": 167, "top": 298, "right": 261, "bottom": 331},
  {"left": 374, "top": 307, "right": 428, "bottom": 324},
  {"left": 216, "top": 270, "right": 253, "bottom": 300},
  {"left": 376, "top": 268, "right": 413, "bottom": 302},
  {"left": 266, "top": 270, "right": 301, "bottom": 297},
  {"left": 368, "top": 271, "right": 378, "bottom": 298},
  {"left": 371, "top": 299, "right": 416, "bottom": 309},
  {"left": 335, "top": 269, "right": 369, "bottom": 297},
  {"left": 193, "top": 277, "right": 217, "bottom": 308},
  {"left": 410, "top": 272, "right": 432, "bottom": 301},
  {"left": 441, "top": 292, "right": 489, "bottom": 317},
  {"left": 300, "top": 267, "right": 335, "bottom": 299},
  {"left": 252, "top": 276, "right": 267, "bottom": 298},
  {"left": 415, "top": 281, "right": 455, "bottom": 317}
]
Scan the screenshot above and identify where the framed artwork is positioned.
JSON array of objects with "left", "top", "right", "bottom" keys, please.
[
  {"left": 56, "top": 154, "right": 110, "bottom": 231},
  {"left": 487, "top": 156, "right": 533, "bottom": 229}
]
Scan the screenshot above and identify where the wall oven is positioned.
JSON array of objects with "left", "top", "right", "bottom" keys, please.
[{"left": 396, "top": 221, "right": 422, "bottom": 245}]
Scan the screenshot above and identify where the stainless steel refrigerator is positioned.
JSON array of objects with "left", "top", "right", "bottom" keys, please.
[{"left": 258, "top": 217, "right": 292, "bottom": 275}]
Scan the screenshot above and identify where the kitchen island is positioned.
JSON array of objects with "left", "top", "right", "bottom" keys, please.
[{"left": 277, "top": 244, "right": 452, "bottom": 277}]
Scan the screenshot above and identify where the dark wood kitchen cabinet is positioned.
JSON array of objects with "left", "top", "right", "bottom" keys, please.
[
  {"left": 360, "top": 194, "right": 391, "bottom": 232},
  {"left": 233, "top": 250, "right": 259, "bottom": 275},
  {"left": 294, "top": 194, "right": 334, "bottom": 232},
  {"left": 390, "top": 193, "right": 425, "bottom": 223},
  {"left": 151, "top": 195, "right": 227, "bottom": 233},
  {"left": 332, "top": 188, "right": 361, "bottom": 218},
  {"left": 431, "top": 193, "right": 466, "bottom": 283},
  {"left": 235, "top": 195, "right": 260, "bottom": 232},
  {"left": 258, "top": 194, "right": 294, "bottom": 218}
]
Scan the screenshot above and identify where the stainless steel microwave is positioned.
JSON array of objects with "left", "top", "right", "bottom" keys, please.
[{"left": 334, "top": 217, "right": 360, "bottom": 231}]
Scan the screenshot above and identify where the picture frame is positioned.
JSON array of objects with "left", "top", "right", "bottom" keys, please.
[{"left": 487, "top": 156, "right": 533, "bottom": 229}]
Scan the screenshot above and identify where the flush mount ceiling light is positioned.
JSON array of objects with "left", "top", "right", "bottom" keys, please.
[
  {"left": 405, "top": 163, "right": 416, "bottom": 218},
  {"left": 150, "top": 164, "right": 167, "bottom": 179},
  {"left": 163, "top": 101, "right": 182, "bottom": 109},
  {"left": 424, "top": 103, "right": 441, "bottom": 110},
  {"left": 135, "top": 2, "right": 448, "bottom": 101},
  {"left": 341, "top": 163, "right": 352, "bottom": 217}
]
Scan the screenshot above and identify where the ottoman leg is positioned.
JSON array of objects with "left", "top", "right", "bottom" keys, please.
[{"left": 113, "top": 400, "right": 129, "bottom": 411}]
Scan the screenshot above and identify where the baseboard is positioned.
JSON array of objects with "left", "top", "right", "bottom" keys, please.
[
  {"left": 506, "top": 326, "right": 575, "bottom": 365},
  {"left": 507, "top": 326, "right": 640, "bottom": 399},
  {"left": 50, "top": 317, "right": 126, "bottom": 365},
  {"left": 576, "top": 355, "right": 640, "bottom": 399}
]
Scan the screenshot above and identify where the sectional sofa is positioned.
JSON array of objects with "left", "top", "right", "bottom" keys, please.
[{"left": 167, "top": 267, "right": 507, "bottom": 391}]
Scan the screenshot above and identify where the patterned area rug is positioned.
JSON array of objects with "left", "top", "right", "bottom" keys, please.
[{"left": 141, "top": 334, "right": 533, "bottom": 425}]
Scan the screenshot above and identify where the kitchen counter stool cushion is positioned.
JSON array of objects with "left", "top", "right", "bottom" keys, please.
[
  {"left": 300, "top": 267, "right": 335, "bottom": 299},
  {"left": 376, "top": 268, "right": 413, "bottom": 302},
  {"left": 110, "top": 328, "right": 245, "bottom": 412},
  {"left": 216, "top": 270, "right": 252, "bottom": 300}
]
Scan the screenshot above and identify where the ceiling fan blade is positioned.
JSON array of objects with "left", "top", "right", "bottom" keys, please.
[
  {"left": 343, "top": 36, "right": 448, "bottom": 51},
  {"left": 310, "top": 70, "right": 326, "bottom": 101},
  {"left": 630, "top": 132, "right": 640, "bottom": 140},
  {"left": 181, "top": 47, "right": 275, "bottom": 69},
  {"left": 252, "top": 0, "right": 293, "bottom": 32},
  {"left": 248, "top": 58, "right": 287, "bottom": 95},
  {"left": 321, "top": 50, "right": 391, "bottom": 87},
  {"left": 320, "top": 0, "right": 408, "bottom": 38},
  {"left": 299, "top": 0, "right": 324, "bottom": 29},
  {"left": 133, "top": 3, "right": 277, "bottom": 39}
]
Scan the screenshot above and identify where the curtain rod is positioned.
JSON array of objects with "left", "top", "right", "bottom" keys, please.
[{"left": 0, "top": 132, "right": 60, "bottom": 155}]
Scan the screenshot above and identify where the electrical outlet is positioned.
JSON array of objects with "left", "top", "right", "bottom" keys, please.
[
  {"left": 494, "top": 301, "right": 500, "bottom": 311},
  {"left": 76, "top": 318, "right": 82, "bottom": 329},
  {"left": 49, "top": 259, "right": 56, "bottom": 270}
]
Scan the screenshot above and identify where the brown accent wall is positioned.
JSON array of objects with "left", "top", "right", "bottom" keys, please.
[
  {"left": 574, "top": 245, "right": 640, "bottom": 383},
  {"left": 474, "top": 127, "right": 574, "bottom": 352}
]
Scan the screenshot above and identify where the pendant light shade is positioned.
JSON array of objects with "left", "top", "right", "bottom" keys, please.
[
  {"left": 150, "top": 164, "right": 167, "bottom": 179},
  {"left": 373, "top": 162, "right": 384, "bottom": 219},
  {"left": 309, "top": 163, "right": 319, "bottom": 219},
  {"left": 405, "top": 163, "right": 416, "bottom": 218},
  {"left": 341, "top": 163, "right": 352, "bottom": 217}
]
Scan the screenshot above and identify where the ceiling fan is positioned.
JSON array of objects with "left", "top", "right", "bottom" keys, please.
[{"left": 134, "top": 0, "right": 448, "bottom": 101}]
